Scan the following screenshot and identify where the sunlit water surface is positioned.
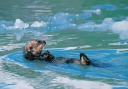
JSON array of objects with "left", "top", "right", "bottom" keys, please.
[{"left": 0, "top": 0, "right": 128, "bottom": 89}]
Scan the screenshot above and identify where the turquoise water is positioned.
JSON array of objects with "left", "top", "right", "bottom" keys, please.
[{"left": 0, "top": 0, "right": 128, "bottom": 89}]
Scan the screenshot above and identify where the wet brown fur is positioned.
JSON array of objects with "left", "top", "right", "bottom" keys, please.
[
  {"left": 23, "top": 40, "right": 91, "bottom": 65},
  {"left": 42, "top": 51, "right": 91, "bottom": 65},
  {"left": 23, "top": 40, "right": 46, "bottom": 61}
]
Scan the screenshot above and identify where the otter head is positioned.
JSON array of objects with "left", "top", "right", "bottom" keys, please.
[
  {"left": 24, "top": 40, "right": 46, "bottom": 57},
  {"left": 80, "top": 53, "right": 91, "bottom": 65}
]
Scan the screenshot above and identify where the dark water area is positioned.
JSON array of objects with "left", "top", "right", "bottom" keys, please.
[{"left": 0, "top": 0, "right": 128, "bottom": 89}]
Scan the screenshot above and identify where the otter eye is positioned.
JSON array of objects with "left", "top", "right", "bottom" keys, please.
[{"left": 38, "top": 40, "right": 42, "bottom": 43}]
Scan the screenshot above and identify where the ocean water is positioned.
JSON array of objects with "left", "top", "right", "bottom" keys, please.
[{"left": 0, "top": 0, "right": 128, "bottom": 89}]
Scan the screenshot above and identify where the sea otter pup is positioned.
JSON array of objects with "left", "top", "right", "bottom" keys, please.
[{"left": 23, "top": 40, "right": 91, "bottom": 65}]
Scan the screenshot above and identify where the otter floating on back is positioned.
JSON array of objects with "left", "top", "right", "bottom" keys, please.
[{"left": 23, "top": 40, "right": 91, "bottom": 65}]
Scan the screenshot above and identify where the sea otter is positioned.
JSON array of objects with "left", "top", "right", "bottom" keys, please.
[
  {"left": 23, "top": 40, "right": 91, "bottom": 65},
  {"left": 23, "top": 40, "right": 46, "bottom": 61}
]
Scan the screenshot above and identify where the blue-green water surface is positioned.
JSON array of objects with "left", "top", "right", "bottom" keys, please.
[{"left": 0, "top": 0, "right": 128, "bottom": 89}]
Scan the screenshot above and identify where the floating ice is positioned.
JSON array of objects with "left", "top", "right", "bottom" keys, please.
[
  {"left": 49, "top": 12, "right": 71, "bottom": 24},
  {"left": 48, "top": 12, "right": 75, "bottom": 30},
  {"left": 31, "top": 21, "right": 47, "bottom": 27},
  {"left": 76, "top": 17, "right": 128, "bottom": 40},
  {"left": 92, "top": 4, "right": 117, "bottom": 11},
  {"left": 77, "top": 18, "right": 114, "bottom": 32},
  {"left": 101, "top": 18, "right": 114, "bottom": 31},
  {"left": 0, "top": 11, "right": 128, "bottom": 40},
  {"left": 75, "top": 13, "right": 92, "bottom": 20},
  {"left": 77, "top": 22, "right": 96, "bottom": 31},
  {"left": 14, "top": 19, "right": 29, "bottom": 29},
  {"left": 48, "top": 12, "right": 93, "bottom": 31},
  {"left": 82, "top": 9, "right": 101, "bottom": 15},
  {"left": 111, "top": 20, "right": 128, "bottom": 40}
]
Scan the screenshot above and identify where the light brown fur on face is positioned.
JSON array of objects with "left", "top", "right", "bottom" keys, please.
[
  {"left": 24, "top": 40, "right": 46, "bottom": 56},
  {"left": 80, "top": 56, "right": 87, "bottom": 65}
]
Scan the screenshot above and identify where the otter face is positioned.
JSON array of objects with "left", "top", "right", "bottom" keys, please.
[
  {"left": 80, "top": 53, "right": 91, "bottom": 65},
  {"left": 24, "top": 40, "right": 46, "bottom": 56}
]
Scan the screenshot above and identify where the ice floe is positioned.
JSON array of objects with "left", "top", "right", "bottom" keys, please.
[
  {"left": 0, "top": 10, "right": 128, "bottom": 40},
  {"left": 14, "top": 19, "right": 29, "bottom": 29},
  {"left": 31, "top": 21, "right": 47, "bottom": 27}
]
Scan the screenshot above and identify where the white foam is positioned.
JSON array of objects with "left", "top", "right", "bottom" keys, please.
[
  {"left": 109, "top": 42, "right": 121, "bottom": 45},
  {"left": 52, "top": 77, "right": 112, "bottom": 89},
  {"left": 64, "top": 45, "right": 91, "bottom": 50},
  {"left": 0, "top": 80, "right": 34, "bottom": 89},
  {"left": 0, "top": 71, "right": 33, "bottom": 89},
  {"left": 65, "top": 47, "right": 77, "bottom": 50},
  {"left": 79, "top": 45, "right": 92, "bottom": 49},
  {"left": 0, "top": 43, "right": 25, "bottom": 51}
]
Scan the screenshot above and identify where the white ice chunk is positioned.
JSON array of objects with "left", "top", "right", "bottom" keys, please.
[
  {"left": 111, "top": 21, "right": 128, "bottom": 40},
  {"left": 50, "top": 12, "right": 71, "bottom": 24},
  {"left": 31, "top": 21, "right": 47, "bottom": 27},
  {"left": 14, "top": 19, "right": 29, "bottom": 29},
  {"left": 101, "top": 18, "right": 114, "bottom": 31},
  {"left": 76, "top": 17, "right": 128, "bottom": 40}
]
